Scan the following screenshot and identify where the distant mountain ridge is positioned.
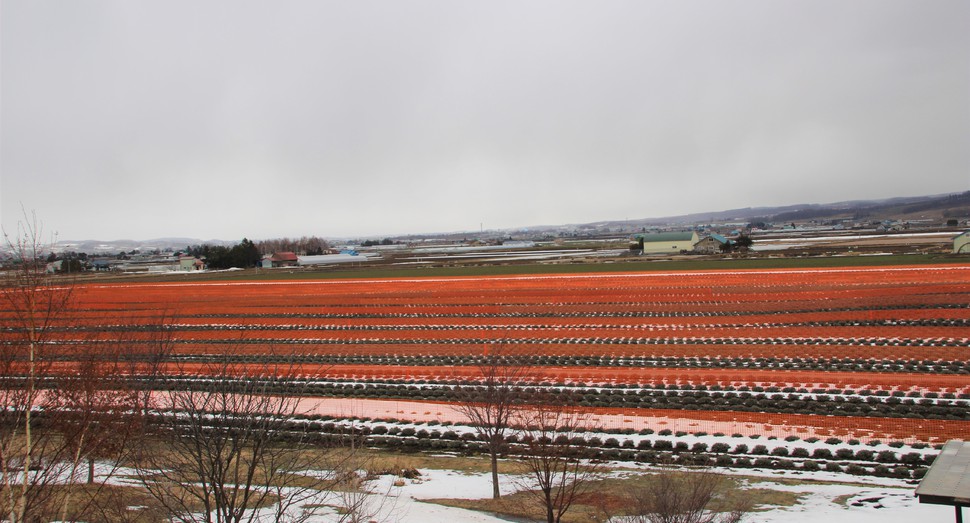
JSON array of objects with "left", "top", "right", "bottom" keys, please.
[{"left": 590, "top": 191, "right": 970, "bottom": 228}]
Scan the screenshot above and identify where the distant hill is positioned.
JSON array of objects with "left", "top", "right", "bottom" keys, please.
[
  {"left": 592, "top": 191, "right": 970, "bottom": 228},
  {"left": 50, "top": 237, "right": 235, "bottom": 255}
]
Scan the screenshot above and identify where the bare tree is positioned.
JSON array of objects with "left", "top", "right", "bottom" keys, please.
[
  {"left": 137, "top": 353, "right": 333, "bottom": 523},
  {"left": 453, "top": 342, "right": 531, "bottom": 499},
  {"left": 256, "top": 237, "right": 330, "bottom": 256},
  {"left": 0, "top": 213, "right": 157, "bottom": 522},
  {"left": 0, "top": 212, "right": 75, "bottom": 521},
  {"left": 46, "top": 339, "right": 147, "bottom": 521},
  {"left": 116, "top": 310, "right": 176, "bottom": 419},
  {"left": 628, "top": 466, "right": 751, "bottom": 523},
  {"left": 514, "top": 400, "right": 603, "bottom": 523}
]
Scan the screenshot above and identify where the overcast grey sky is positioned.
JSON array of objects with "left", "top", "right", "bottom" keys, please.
[{"left": 2, "top": 1, "right": 967, "bottom": 241}]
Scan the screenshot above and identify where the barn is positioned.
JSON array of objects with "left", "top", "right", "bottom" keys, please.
[{"left": 633, "top": 232, "right": 699, "bottom": 254}]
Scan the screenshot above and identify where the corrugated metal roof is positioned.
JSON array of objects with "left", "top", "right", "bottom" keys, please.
[
  {"left": 298, "top": 254, "right": 376, "bottom": 265},
  {"left": 709, "top": 233, "right": 730, "bottom": 244},
  {"left": 916, "top": 440, "right": 970, "bottom": 506},
  {"left": 636, "top": 232, "right": 695, "bottom": 242}
]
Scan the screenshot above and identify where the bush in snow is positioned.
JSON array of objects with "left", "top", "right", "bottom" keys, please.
[{"left": 835, "top": 448, "right": 855, "bottom": 460}]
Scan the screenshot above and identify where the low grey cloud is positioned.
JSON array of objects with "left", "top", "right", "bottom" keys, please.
[{"left": 2, "top": 0, "right": 967, "bottom": 241}]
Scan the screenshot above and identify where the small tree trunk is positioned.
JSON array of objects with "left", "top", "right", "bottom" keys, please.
[
  {"left": 490, "top": 450, "right": 500, "bottom": 499},
  {"left": 88, "top": 457, "right": 95, "bottom": 485},
  {"left": 545, "top": 487, "right": 555, "bottom": 523}
]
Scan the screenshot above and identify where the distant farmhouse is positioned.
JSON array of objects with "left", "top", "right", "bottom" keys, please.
[
  {"left": 955, "top": 231, "right": 970, "bottom": 254},
  {"left": 179, "top": 255, "right": 203, "bottom": 271},
  {"left": 261, "top": 252, "right": 299, "bottom": 268},
  {"left": 693, "top": 233, "right": 732, "bottom": 254},
  {"left": 631, "top": 231, "right": 749, "bottom": 255},
  {"left": 633, "top": 232, "right": 699, "bottom": 254}
]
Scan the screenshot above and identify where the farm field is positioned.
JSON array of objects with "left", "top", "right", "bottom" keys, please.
[
  {"left": 7, "top": 262, "right": 969, "bottom": 485},
  {"left": 49, "top": 264, "right": 969, "bottom": 441}
]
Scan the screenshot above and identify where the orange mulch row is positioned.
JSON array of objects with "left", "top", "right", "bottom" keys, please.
[
  {"left": 5, "top": 264, "right": 969, "bottom": 443},
  {"left": 157, "top": 342, "right": 966, "bottom": 362}
]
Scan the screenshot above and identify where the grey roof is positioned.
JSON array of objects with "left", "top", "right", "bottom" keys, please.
[{"left": 915, "top": 440, "right": 970, "bottom": 506}]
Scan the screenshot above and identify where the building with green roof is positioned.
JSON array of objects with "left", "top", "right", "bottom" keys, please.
[{"left": 632, "top": 231, "right": 699, "bottom": 254}]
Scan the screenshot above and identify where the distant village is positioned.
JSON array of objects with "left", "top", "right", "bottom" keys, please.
[{"left": 22, "top": 213, "right": 969, "bottom": 276}]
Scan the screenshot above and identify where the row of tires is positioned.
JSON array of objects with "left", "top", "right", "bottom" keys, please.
[
  {"left": 266, "top": 418, "right": 936, "bottom": 479},
  {"left": 23, "top": 332, "right": 967, "bottom": 348},
  {"left": 153, "top": 411, "right": 936, "bottom": 479},
  {"left": 159, "top": 352, "right": 970, "bottom": 375},
  {"left": 171, "top": 302, "right": 967, "bottom": 318}
]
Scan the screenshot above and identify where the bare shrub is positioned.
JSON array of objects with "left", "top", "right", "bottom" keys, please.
[
  {"left": 514, "top": 400, "right": 603, "bottom": 523},
  {"left": 628, "top": 466, "right": 751, "bottom": 523}
]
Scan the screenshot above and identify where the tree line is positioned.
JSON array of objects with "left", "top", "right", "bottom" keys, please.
[
  {"left": 185, "top": 238, "right": 261, "bottom": 269},
  {"left": 182, "top": 236, "right": 332, "bottom": 269},
  {"left": 255, "top": 236, "right": 329, "bottom": 256},
  {"left": 6, "top": 235, "right": 333, "bottom": 274}
]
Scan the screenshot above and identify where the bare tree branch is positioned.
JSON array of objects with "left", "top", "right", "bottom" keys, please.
[
  {"left": 452, "top": 341, "right": 533, "bottom": 499},
  {"left": 628, "top": 464, "right": 752, "bottom": 523},
  {"left": 0, "top": 211, "right": 155, "bottom": 522},
  {"left": 137, "top": 348, "right": 333, "bottom": 523},
  {"left": 514, "top": 399, "right": 603, "bottom": 523}
]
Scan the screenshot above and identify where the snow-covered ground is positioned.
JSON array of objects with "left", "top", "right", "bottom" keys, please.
[
  {"left": 82, "top": 458, "right": 953, "bottom": 522},
  {"left": 752, "top": 483, "right": 952, "bottom": 523},
  {"left": 360, "top": 466, "right": 952, "bottom": 523}
]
